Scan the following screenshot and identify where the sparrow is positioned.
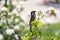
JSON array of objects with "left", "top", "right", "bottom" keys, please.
[{"left": 29, "top": 11, "right": 36, "bottom": 32}]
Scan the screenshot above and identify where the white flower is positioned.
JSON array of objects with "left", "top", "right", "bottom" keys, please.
[
  {"left": 48, "top": 7, "right": 54, "bottom": 10},
  {"left": 45, "top": 7, "right": 55, "bottom": 17},
  {"left": 0, "top": 34, "right": 4, "bottom": 40},
  {"left": 5, "top": 29, "right": 15, "bottom": 35},
  {"left": 8, "top": 12, "right": 11, "bottom": 15},
  {"left": 14, "top": 34, "right": 19, "bottom": 40},
  {"left": 48, "top": 7, "right": 55, "bottom": 14},
  {"left": 19, "top": 22, "right": 25, "bottom": 26},
  {"left": 21, "top": 36, "right": 24, "bottom": 39},
  {"left": 4, "top": 19, "right": 6, "bottom": 23},
  {"left": 1, "top": 7, "right": 9, "bottom": 12},
  {"left": 13, "top": 25, "right": 20, "bottom": 31},
  {"left": 11, "top": 9, "right": 19, "bottom": 16},
  {"left": 15, "top": 18, "right": 19, "bottom": 23}
]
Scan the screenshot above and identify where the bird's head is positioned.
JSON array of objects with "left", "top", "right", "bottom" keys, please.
[{"left": 31, "top": 11, "right": 36, "bottom": 16}]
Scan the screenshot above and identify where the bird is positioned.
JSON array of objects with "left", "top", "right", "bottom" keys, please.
[{"left": 29, "top": 11, "right": 36, "bottom": 32}]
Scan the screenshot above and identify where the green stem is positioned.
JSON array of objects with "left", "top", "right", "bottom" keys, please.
[
  {"left": 6, "top": 18, "right": 9, "bottom": 27},
  {"left": 5, "top": 13, "right": 10, "bottom": 27},
  {"left": 4, "top": 0, "right": 7, "bottom": 7}
]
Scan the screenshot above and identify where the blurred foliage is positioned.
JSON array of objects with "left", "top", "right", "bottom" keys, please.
[
  {"left": 0, "top": 8, "right": 25, "bottom": 40},
  {"left": 23, "top": 22, "right": 60, "bottom": 40},
  {"left": 40, "top": 22, "right": 60, "bottom": 40},
  {"left": 4, "top": 0, "right": 14, "bottom": 12},
  {"left": 0, "top": 0, "right": 25, "bottom": 40}
]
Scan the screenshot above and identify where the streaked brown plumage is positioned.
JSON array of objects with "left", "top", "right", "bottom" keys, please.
[{"left": 29, "top": 11, "right": 36, "bottom": 32}]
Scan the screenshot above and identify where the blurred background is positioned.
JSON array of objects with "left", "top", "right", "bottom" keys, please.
[
  {"left": 0, "top": 0, "right": 60, "bottom": 24},
  {"left": 18, "top": 0, "right": 60, "bottom": 24}
]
